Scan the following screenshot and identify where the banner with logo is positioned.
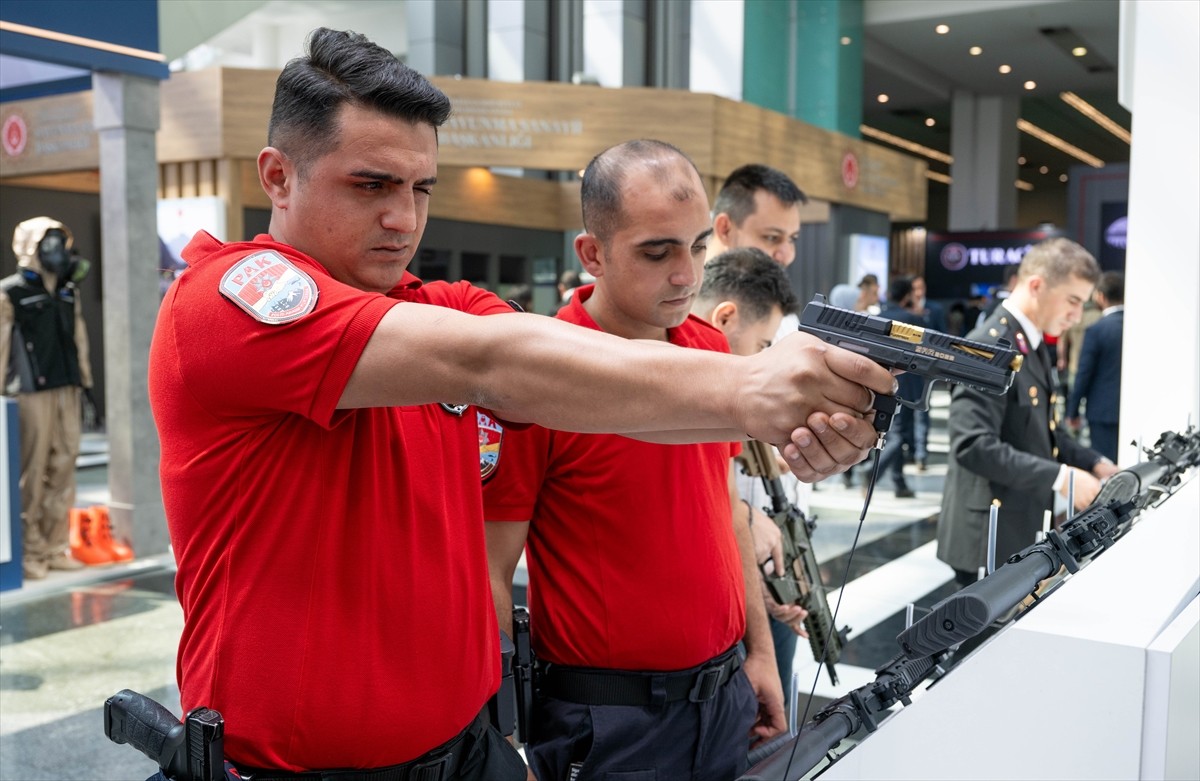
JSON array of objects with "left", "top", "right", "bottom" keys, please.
[
  {"left": 924, "top": 229, "right": 1063, "bottom": 300},
  {"left": 1099, "top": 202, "right": 1128, "bottom": 272}
]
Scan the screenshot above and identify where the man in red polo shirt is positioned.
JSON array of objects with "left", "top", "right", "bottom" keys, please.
[
  {"left": 483, "top": 140, "right": 789, "bottom": 781},
  {"left": 149, "top": 28, "right": 896, "bottom": 780}
]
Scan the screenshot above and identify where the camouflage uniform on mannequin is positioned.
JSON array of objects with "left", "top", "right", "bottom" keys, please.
[{"left": 1, "top": 217, "right": 94, "bottom": 580}]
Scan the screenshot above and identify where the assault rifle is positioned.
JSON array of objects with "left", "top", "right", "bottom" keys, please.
[
  {"left": 738, "top": 439, "right": 848, "bottom": 686},
  {"left": 741, "top": 425, "right": 1200, "bottom": 781},
  {"left": 898, "top": 424, "right": 1200, "bottom": 659},
  {"left": 797, "top": 295, "right": 1023, "bottom": 440}
]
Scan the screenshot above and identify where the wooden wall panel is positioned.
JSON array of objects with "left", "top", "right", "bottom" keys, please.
[
  {"left": 427, "top": 167, "right": 582, "bottom": 231},
  {"left": 220, "top": 69, "right": 277, "bottom": 159},
  {"left": 0, "top": 92, "right": 97, "bottom": 176},
  {"left": 158, "top": 70, "right": 223, "bottom": 162}
]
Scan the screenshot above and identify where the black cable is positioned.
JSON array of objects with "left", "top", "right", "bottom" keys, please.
[{"left": 782, "top": 445, "right": 881, "bottom": 778}]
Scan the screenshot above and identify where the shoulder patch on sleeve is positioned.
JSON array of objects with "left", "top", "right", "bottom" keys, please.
[
  {"left": 477, "top": 409, "right": 505, "bottom": 482},
  {"left": 219, "top": 250, "right": 318, "bottom": 324}
]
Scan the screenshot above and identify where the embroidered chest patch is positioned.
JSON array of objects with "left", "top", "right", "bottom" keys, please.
[
  {"left": 219, "top": 250, "right": 318, "bottom": 324},
  {"left": 477, "top": 409, "right": 505, "bottom": 482}
]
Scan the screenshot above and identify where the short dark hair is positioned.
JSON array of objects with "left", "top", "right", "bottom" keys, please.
[
  {"left": 580, "top": 139, "right": 700, "bottom": 246},
  {"left": 1097, "top": 270, "right": 1124, "bottom": 304},
  {"left": 888, "top": 275, "right": 914, "bottom": 305},
  {"left": 712, "top": 164, "right": 808, "bottom": 226},
  {"left": 268, "top": 28, "right": 452, "bottom": 176},
  {"left": 858, "top": 274, "right": 879, "bottom": 289},
  {"left": 698, "top": 247, "right": 798, "bottom": 321}
]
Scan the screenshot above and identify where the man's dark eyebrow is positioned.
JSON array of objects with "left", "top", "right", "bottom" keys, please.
[{"left": 348, "top": 169, "right": 438, "bottom": 187}]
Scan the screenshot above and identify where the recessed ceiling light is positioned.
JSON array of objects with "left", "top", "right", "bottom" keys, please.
[
  {"left": 1059, "top": 174, "right": 1069, "bottom": 182},
  {"left": 925, "top": 117, "right": 936, "bottom": 127},
  {"left": 1024, "top": 80, "right": 1037, "bottom": 90},
  {"left": 969, "top": 46, "right": 983, "bottom": 55},
  {"left": 999, "top": 64, "right": 1012, "bottom": 74},
  {"left": 877, "top": 94, "right": 890, "bottom": 103},
  {"left": 1039, "top": 165, "right": 1049, "bottom": 174},
  {"left": 1072, "top": 47, "right": 1087, "bottom": 57},
  {"left": 1018, "top": 156, "right": 1027, "bottom": 165},
  {"left": 936, "top": 24, "right": 950, "bottom": 34},
  {"left": 841, "top": 36, "right": 852, "bottom": 45}
]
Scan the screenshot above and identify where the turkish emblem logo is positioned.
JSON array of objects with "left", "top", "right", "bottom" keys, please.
[
  {"left": 477, "top": 409, "right": 505, "bottom": 482},
  {"left": 220, "top": 251, "right": 317, "bottom": 324}
]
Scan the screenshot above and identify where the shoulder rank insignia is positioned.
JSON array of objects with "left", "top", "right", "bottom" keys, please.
[
  {"left": 220, "top": 250, "right": 317, "bottom": 324},
  {"left": 477, "top": 409, "right": 505, "bottom": 481},
  {"left": 1014, "top": 332, "right": 1029, "bottom": 354}
]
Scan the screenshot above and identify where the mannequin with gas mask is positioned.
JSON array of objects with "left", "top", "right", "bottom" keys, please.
[{"left": 1, "top": 217, "right": 95, "bottom": 580}]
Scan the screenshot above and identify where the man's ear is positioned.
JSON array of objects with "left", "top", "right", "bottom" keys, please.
[
  {"left": 713, "top": 212, "right": 734, "bottom": 244},
  {"left": 258, "top": 147, "right": 293, "bottom": 208},
  {"left": 711, "top": 300, "right": 738, "bottom": 331},
  {"left": 575, "top": 233, "right": 605, "bottom": 277}
]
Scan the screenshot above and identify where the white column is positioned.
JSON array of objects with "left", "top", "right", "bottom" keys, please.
[
  {"left": 1117, "top": 0, "right": 1200, "bottom": 460},
  {"left": 949, "top": 91, "right": 1019, "bottom": 231}
]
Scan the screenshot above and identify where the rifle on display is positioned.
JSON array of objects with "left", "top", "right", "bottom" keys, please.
[
  {"left": 738, "top": 439, "right": 848, "bottom": 686},
  {"left": 740, "top": 425, "right": 1200, "bottom": 781}
]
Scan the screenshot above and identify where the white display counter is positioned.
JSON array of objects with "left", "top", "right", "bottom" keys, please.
[{"left": 818, "top": 476, "right": 1200, "bottom": 781}]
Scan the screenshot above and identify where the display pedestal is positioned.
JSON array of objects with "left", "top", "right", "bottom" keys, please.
[{"left": 820, "top": 476, "right": 1200, "bottom": 781}]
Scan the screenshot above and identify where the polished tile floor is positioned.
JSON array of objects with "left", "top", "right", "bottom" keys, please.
[{"left": 0, "top": 396, "right": 957, "bottom": 780}]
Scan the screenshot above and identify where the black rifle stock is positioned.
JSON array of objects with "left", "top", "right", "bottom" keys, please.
[
  {"left": 738, "top": 439, "right": 848, "bottom": 686},
  {"left": 797, "top": 295, "right": 1024, "bottom": 431},
  {"left": 104, "top": 689, "right": 224, "bottom": 781}
]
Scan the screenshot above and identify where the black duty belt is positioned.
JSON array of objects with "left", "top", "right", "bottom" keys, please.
[
  {"left": 538, "top": 646, "right": 742, "bottom": 707},
  {"left": 239, "top": 708, "right": 487, "bottom": 781}
]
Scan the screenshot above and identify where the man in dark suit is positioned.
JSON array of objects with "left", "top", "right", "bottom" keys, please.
[
  {"left": 1066, "top": 272, "right": 1124, "bottom": 461},
  {"left": 938, "top": 239, "right": 1120, "bottom": 587}
]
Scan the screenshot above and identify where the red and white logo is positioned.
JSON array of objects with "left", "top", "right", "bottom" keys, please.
[
  {"left": 841, "top": 152, "right": 859, "bottom": 190},
  {"left": 477, "top": 409, "right": 505, "bottom": 482},
  {"left": 2, "top": 114, "right": 28, "bottom": 157},
  {"left": 219, "top": 251, "right": 317, "bottom": 324}
]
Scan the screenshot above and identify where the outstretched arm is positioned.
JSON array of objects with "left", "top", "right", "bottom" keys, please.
[{"left": 342, "top": 307, "right": 894, "bottom": 478}]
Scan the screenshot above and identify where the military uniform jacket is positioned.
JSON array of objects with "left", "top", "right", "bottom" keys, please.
[{"left": 938, "top": 305, "right": 1103, "bottom": 573}]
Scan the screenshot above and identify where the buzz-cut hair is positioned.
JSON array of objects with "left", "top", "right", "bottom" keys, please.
[
  {"left": 268, "top": 28, "right": 452, "bottom": 177},
  {"left": 1097, "top": 270, "right": 1124, "bottom": 304},
  {"left": 712, "top": 164, "right": 808, "bottom": 226},
  {"left": 1018, "top": 237, "right": 1101, "bottom": 288},
  {"left": 698, "top": 247, "right": 798, "bottom": 322},
  {"left": 580, "top": 139, "right": 701, "bottom": 246}
]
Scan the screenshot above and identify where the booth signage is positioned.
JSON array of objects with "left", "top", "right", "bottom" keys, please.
[{"left": 925, "top": 230, "right": 1061, "bottom": 299}]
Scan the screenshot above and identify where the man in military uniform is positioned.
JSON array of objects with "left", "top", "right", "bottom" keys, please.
[
  {"left": 938, "top": 238, "right": 1119, "bottom": 587},
  {"left": 1, "top": 217, "right": 94, "bottom": 580}
]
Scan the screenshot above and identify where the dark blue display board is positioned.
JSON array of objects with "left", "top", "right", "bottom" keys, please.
[{"left": 924, "top": 229, "right": 1065, "bottom": 300}]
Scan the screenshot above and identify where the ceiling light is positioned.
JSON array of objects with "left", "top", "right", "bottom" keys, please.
[
  {"left": 1024, "top": 80, "right": 1037, "bottom": 90},
  {"left": 877, "top": 94, "right": 889, "bottom": 103},
  {"left": 1059, "top": 174, "right": 1069, "bottom": 182},
  {"left": 1072, "top": 46, "right": 1088, "bottom": 57},
  {"left": 999, "top": 64, "right": 1012, "bottom": 74},
  {"left": 1016, "top": 180, "right": 1034, "bottom": 191},
  {"left": 926, "top": 171, "right": 952, "bottom": 185},
  {"left": 1018, "top": 156, "right": 1027, "bottom": 165},
  {"left": 1017, "top": 118, "right": 1105, "bottom": 167},
  {"left": 861, "top": 125, "right": 954, "bottom": 164},
  {"left": 841, "top": 36, "right": 852, "bottom": 45},
  {"left": 1039, "top": 165, "right": 1049, "bottom": 174},
  {"left": 925, "top": 117, "right": 936, "bottom": 127},
  {"left": 936, "top": 24, "right": 950, "bottom": 34},
  {"left": 969, "top": 46, "right": 983, "bottom": 55},
  {"left": 1060, "top": 91, "right": 1132, "bottom": 143}
]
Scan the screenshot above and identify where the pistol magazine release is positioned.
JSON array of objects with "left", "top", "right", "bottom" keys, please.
[{"left": 798, "top": 294, "right": 1024, "bottom": 411}]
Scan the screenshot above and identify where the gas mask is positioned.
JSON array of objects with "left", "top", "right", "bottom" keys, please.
[{"left": 37, "top": 229, "right": 72, "bottom": 277}]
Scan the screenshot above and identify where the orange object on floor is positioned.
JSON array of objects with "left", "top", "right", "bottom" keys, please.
[
  {"left": 69, "top": 507, "right": 115, "bottom": 565},
  {"left": 89, "top": 505, "right": 134, "bottom": 562}
]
